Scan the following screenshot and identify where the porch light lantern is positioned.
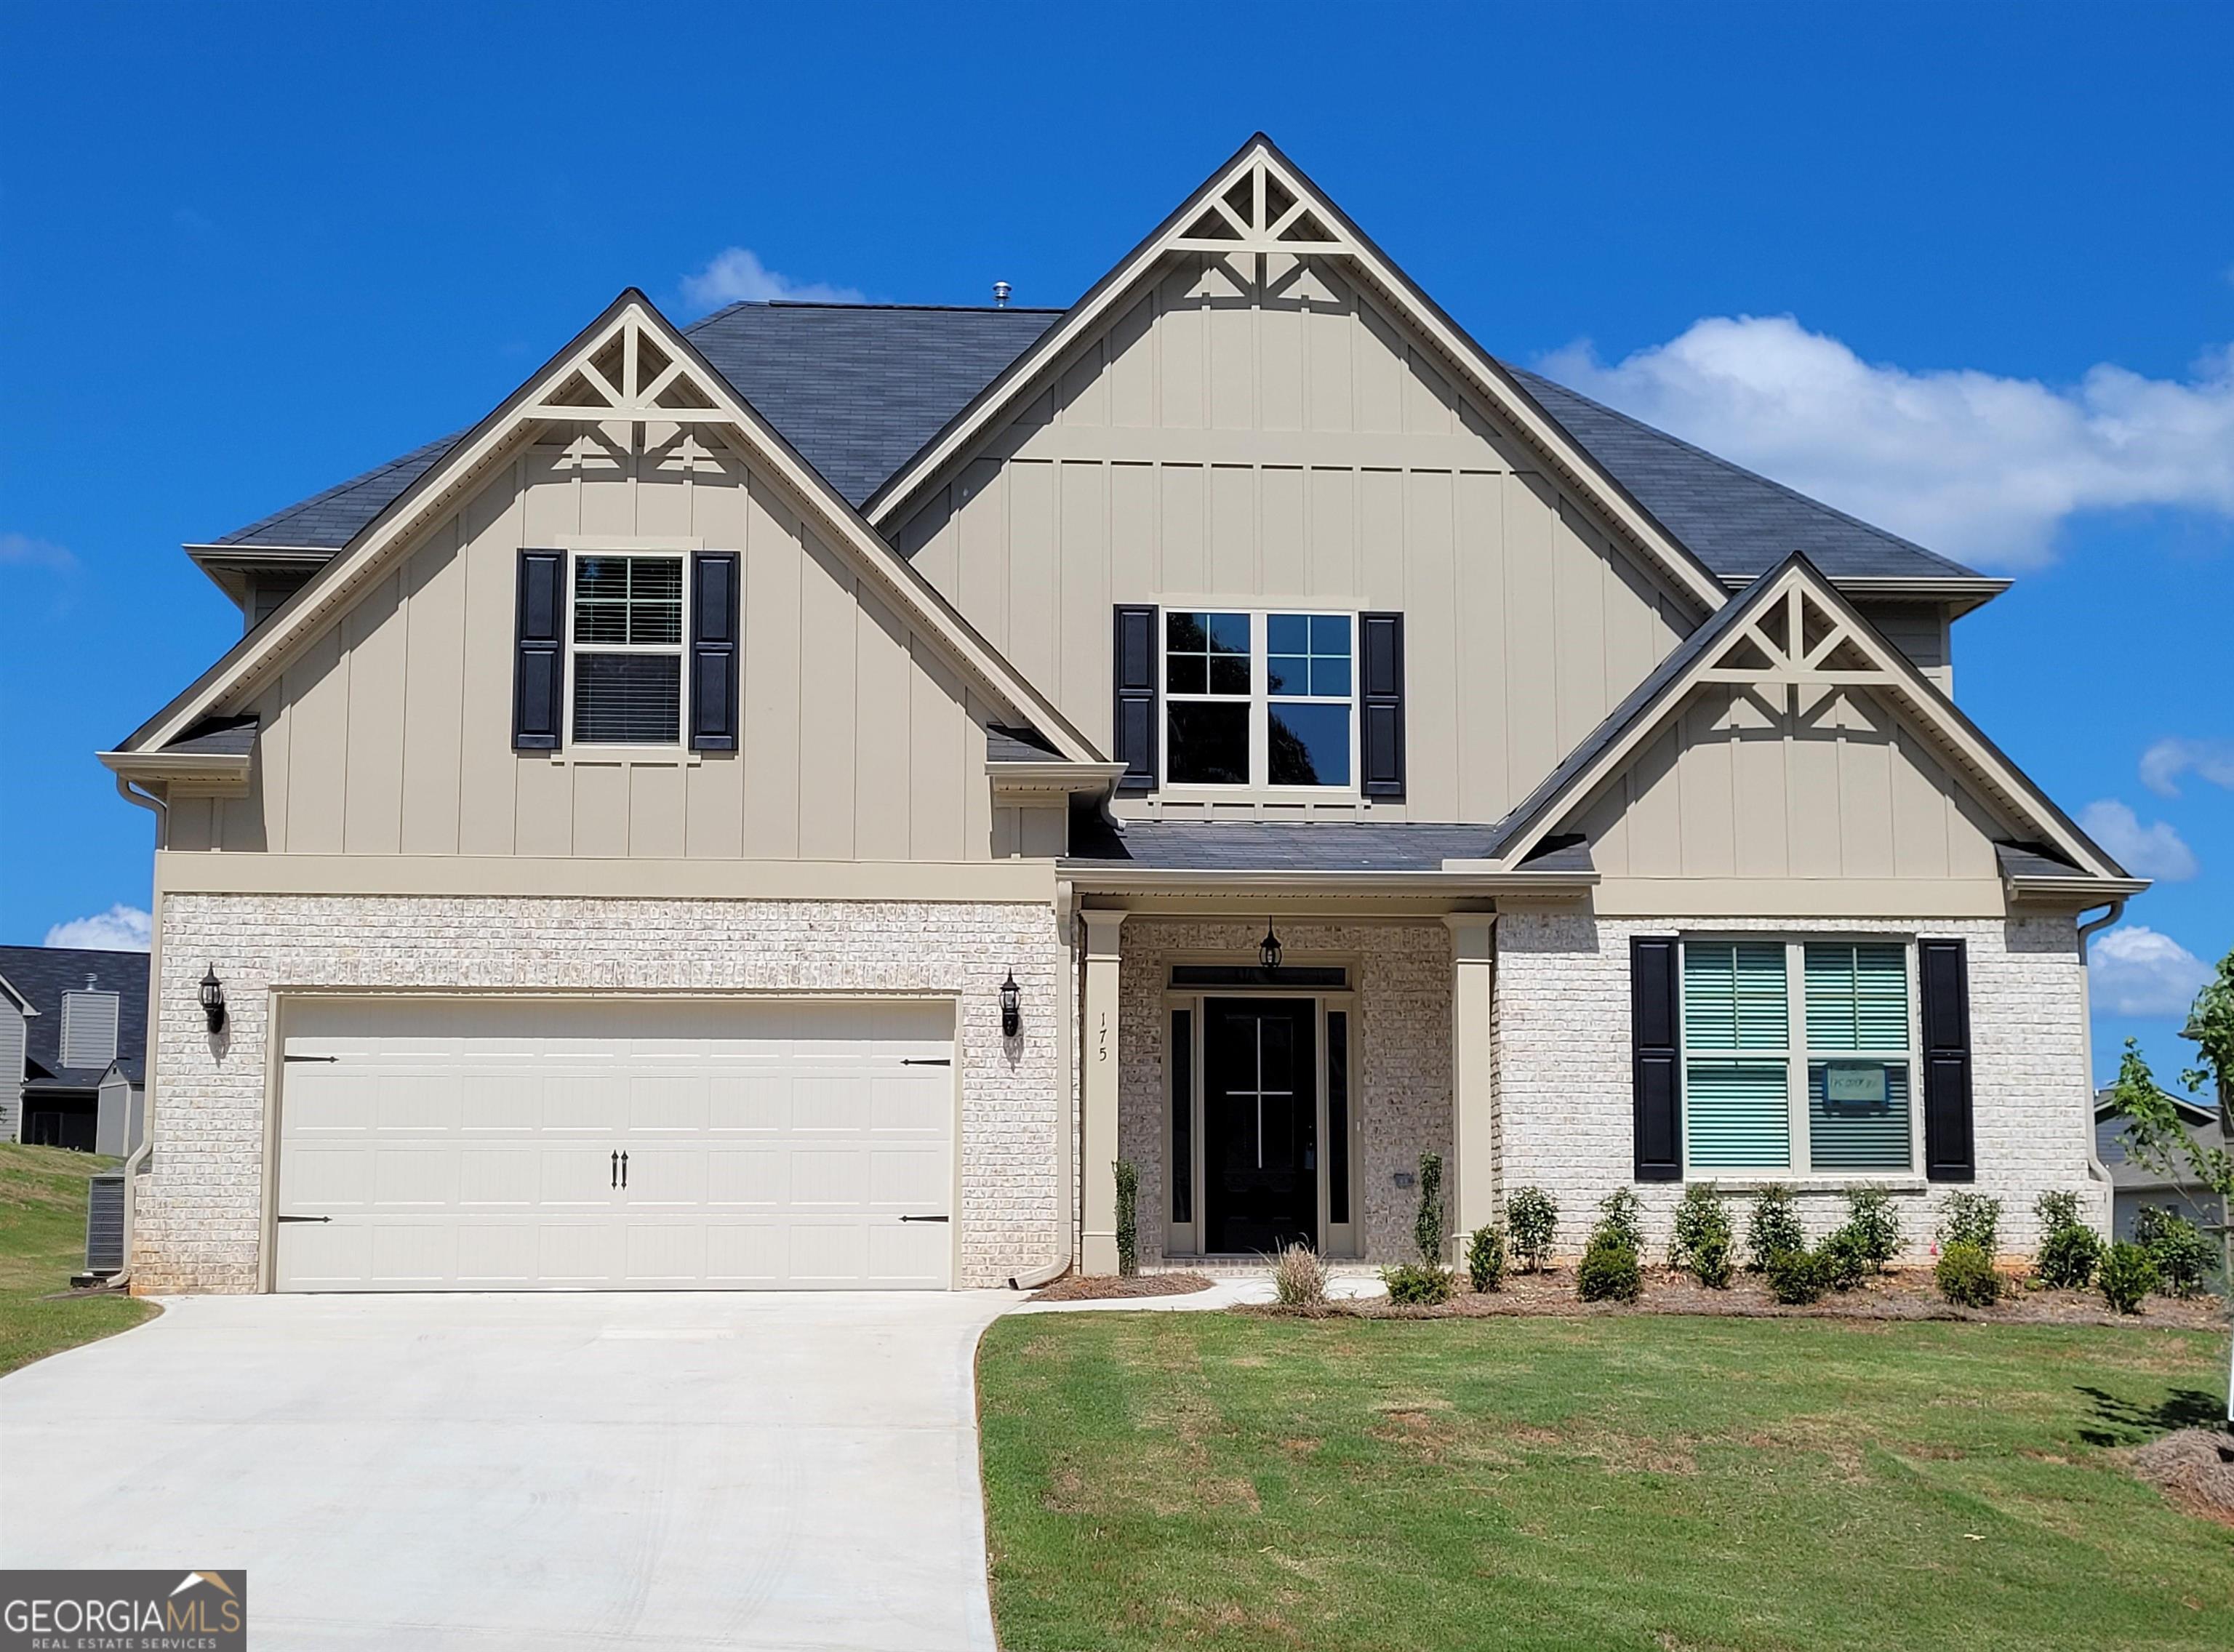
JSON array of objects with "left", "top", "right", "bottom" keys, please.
[
  {"left": 1259, "top": 921, "right": 1283, "bottom": 974},
  {"left": 199, "top": 963, "right": 227, "bottom": 1034},
  {"left": 999, "top": 970, "right": 1022, "bottom": 1038}
]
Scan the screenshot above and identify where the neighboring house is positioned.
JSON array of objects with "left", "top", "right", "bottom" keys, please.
[
  {"left": 100, "top": 136, "right": 2144, "bottom": 1295},
  {"left": 2094, "top": 1087, "right": 2230, "bottom": 1240},
  {"left": 0, "top": 946, "right": 149, "bottom": 1155}
]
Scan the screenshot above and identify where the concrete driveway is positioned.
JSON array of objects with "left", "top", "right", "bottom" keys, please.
[{"left": 0, "top": 1291, "right": 1013, "bottom": 1650}]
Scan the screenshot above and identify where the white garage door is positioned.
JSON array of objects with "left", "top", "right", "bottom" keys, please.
[{"left": 273, "top": 997, "right": 956, "bottom": 1291}]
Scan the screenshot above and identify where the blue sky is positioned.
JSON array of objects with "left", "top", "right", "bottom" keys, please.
[{"left": 3, "top": 2, "right": 2229, "bottom": 1088}]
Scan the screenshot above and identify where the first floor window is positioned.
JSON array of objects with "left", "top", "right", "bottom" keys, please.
[
  {"left": 1680, "top": 937, "right": 1915, "bottom": 1174},
  {"left": 572, "top": 554, "right": 684, "bottom": 744},
  {"left": 1164, "top": 609, "right": 1355, "bottom": 788}
]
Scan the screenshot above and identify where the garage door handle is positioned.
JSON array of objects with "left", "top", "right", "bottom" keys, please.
[
  {"left": 900, "top": 1214, "right": 949, "bottom": 1223},
  {"left": 283, "top": 1055, "right": 339, "bottom": 1064},
  {"left": 901, "top": 1058, "right": 951, "bottom": 1067},
  {"left": 276, "top": 1214, "right": 331, "bottom": 1224}
]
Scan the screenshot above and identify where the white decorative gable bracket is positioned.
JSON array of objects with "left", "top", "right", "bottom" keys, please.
[
  {"left": 1166, "top": 156, "right": 1358, "bottom": 256},
  {"left": 1694, "top": 583, "right": 1897, "bottom": 711},
  {"left": 521, "top": 311, "right": 730, "bottom": 425}
]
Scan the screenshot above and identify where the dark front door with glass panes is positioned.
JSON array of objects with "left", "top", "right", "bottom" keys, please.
[{"left": 1203, "top": 999, "right": 1317, "bottom": 1253}]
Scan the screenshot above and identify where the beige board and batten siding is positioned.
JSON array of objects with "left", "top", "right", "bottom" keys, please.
[
  {"left": 892, "top": 254, "right": 1705, "bottom": 822},
  {"left": 164, "top": 425, "right": 1001, "bottom": 862},
  {"left": 1564, "top": 683, "right": 2019, "bottom": 911}
]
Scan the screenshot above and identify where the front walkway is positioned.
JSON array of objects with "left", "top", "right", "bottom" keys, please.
[{"left": 0, "top": 1291, "right": 1010, "bottom": 1651}]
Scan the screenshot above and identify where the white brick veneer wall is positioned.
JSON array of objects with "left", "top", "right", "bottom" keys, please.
[
  {"left": 137, "top": 893, "right": 1066, "bottom": 1292},
  {"left": 1494, "top": 911, "right": 2099, "bottom": 1260},
  {"left": 1116, "top": 919, "right": 1452, "bottom": 1266}
]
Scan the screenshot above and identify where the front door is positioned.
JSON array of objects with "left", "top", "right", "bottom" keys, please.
[{"left": 1203, "top": 998, "right": 1317, "bottom": 1254}]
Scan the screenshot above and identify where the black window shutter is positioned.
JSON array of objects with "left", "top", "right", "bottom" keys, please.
[
  {"left": 1919, "top": 939, "right": 1974, "bottom": 1181},
  {"left": 1631, "top": 936, "right": 1682, "bottom": 1181},
  {"left": 513, "top": 550, "right": 566, "bottom": 751},
  {"left": 1359, "top": 612, "right": 1406, "bottom": 799},
  {"left": 1112, "top": 604, "right": 1158, "bottom": 792},
  {"left": 689, "top": 552, "right": 742, "bottom": 753}
]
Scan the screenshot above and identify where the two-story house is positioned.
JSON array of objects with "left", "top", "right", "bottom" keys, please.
[
  {"left": 101, "top": 137, "right": 2142, "bottom": 1294},
  {"left": 0, "top": 945, "right": 149, "bottom": 1155}
]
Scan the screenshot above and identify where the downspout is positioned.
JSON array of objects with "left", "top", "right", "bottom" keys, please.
[
  {"left": 2075, "top": 899, "right": 2128, "bottom": 1209},
  {"left": 1006, "top": 875, "right": 1080, "bottom": 1292},
  {"left": 106, "top": 774, "right": 166, "bottom": 1291}
]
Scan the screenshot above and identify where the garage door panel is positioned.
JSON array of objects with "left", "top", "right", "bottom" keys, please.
[
  {"left": 869, "top": 1147, "right": 947, "bottom": 1208},
  {"left": 461, "top": 1075, "right": 540, "bottom": 1133},
  {"left": 628, "top": 1074, "right": 709, "bottom": 1132},
  {"left": 276, "top": 998, "right": 954, "bottom": 1291},
  {"left": 372, "top": 1146, "right": 460, "bottom": 1208},
  {"left": 707, "top": 1075, "right": 788, "bottom": 1134},
  {"left": 457, "top": 1147, "right": 540, "bottom": 1207},
  {"left": 369, "top": 1223, "right": 455, "bottom": 1285}
]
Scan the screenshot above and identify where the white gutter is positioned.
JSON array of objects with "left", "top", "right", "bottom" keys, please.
[
  {"left": 2075, "top": 899, "right": 2129, "bottom": 1201},
  {"left": 106, "top": 776, "right": 168, "bottom": 1291}
]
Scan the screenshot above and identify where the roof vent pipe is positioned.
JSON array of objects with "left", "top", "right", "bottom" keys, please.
[{"left": 992, "top": 281, "right": 1011, "bottom": 308}]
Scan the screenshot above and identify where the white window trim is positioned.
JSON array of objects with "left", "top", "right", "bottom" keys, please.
[
  {"left": 565, "top": 547, "right": 692, "bottom": 758},
  {"left": 1158, "top": 608, "right": 1360, "bottom": 798},
  {"left": 1677, "top": 934, "right": 1925, "bottom": 1183}
]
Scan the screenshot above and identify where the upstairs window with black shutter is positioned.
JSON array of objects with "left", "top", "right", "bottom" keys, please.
[{"left": 570, "top": 554, "right": 685, "bottom": 745}]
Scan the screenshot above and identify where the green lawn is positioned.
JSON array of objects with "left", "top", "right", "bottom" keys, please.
[
  {"left": 0, "top": 1142, "right": 154, "bottom": 1376},
  {"left": 979, "top": 1310, "right": 2233, "bottom": 1652}
]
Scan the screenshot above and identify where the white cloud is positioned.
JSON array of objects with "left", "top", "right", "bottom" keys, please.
[
  {"left": 2078, "top": 800, "right": 2198, "bottom": 881},
  {"left": 2139, "top": 736, "right": 2234, "bottom": 798},
  {"left": 678, "top": 248, "right": 863, "bottom": 315},
  {"left": 2089, "top": 925, "right": 2212, "bottom": 1017},
  {"left": 0, "top": 532, "right": 76, "bottom": 573},
  {"left": 1539, "top": 316, "right": 2234, "bottom": 569},
  {"left": 44, "top": 905, "right": 153, "bottom": 952}
]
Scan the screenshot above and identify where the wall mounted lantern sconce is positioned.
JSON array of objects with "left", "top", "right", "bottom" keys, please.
[
  {"left": 199, "top": 964, "right": 228, "bottom": 1034},
  {"left": 999, "top": 970, "right": 1022, "bottom": 1038},
  {"left": 1259, "top": 921, "right": 1283, "bottom": 973}
]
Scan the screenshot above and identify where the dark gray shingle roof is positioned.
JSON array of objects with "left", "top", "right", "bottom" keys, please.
[
  {"left": 985, "top": 724, "right": 1059, "bottom": 763},
  {"left": 1995, "top": 842, "right": 2085, "bottom": 881},
  {"left": 1503, "top": 367, "right": 1985, "bottom": 582},
  {"left": 163, "top": 715, "right": 260, "bottom": 756},
  {"left": 204, "top": 305, "right": 1982, "bottom": 588},
  {"left": 1064, "top": 819, "right": 1508, "bottom": 873},
  {"left": 0, "top": 945, "right": 150, "bottom": 1091}
]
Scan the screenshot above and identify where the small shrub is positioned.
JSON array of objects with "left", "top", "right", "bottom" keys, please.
[
  {"left": 1465, "top": 1224, "right": 1506, "bottom": 1293},
  {"left": 1934, "top": 1240, "right": 2001, "bottom": 1307},
  {"left": 1937, "top": 1191, "right": 2002, "bottom": 1256},
  {"left": 1505, "top": 1187, "right": 1559, "bottom": 1273},
  {"left": 2035, "top": 1223, "right": 2103, "bottom": 1291},
  {"left": 1670, "top": 1183, "right": 1734, "bottom": 1286},
  {"left": 2098, "top": 1240, "right": 2158, "bottom": 1314},
  {"left": 1413, "top": 1151, "right": 1446, "bottom": 1267},
  {"left": 1273, "top": 1243, "right": 1327, "bottom": 1307},
  {"left": 2134, "top": 1208, "right": 2217, "bottom": 1297},
  {"left": 1113, "top": 1159, "right": 1139, "bottom": 1277},
  {"left": 1576, "top": 1232, "right": 1642, "bottom": 1303},
  {"left": 1381, "top": 1262, "right": 1455, "bottom": 1306},
  {"left": 1690, "top": 1230, "right": 1734, "bottom": 1290},
  {"left": 1842, "top": 1185, "right": 1902, "bottom": 1271},
  {"left": 1596, "top": 1187, "right": 1644, "bottom": 1254},
  {"left": 1817, "top": 1227, "right": 1870, "bottom": 1292},
  {"left": 1765, "top": 1246, "right": 1827, "bottom": 1305},
  {"left": 1747, "top": 1184, "right": 1806, "bottom": 1270},
  {"left": 2034, "top": 1190, "right": 2085, "bottom": 1232}
]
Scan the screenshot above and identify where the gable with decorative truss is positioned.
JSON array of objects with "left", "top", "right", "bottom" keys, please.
[
  {"left": 1492, "top": 555, "right": 2137, "bottom": 891},
  {"left": 108, "top": 293, "right": 1114, "bottom": 864},
  {"left": 867, "top": 135, "right": 1729, "bottom": 617}
]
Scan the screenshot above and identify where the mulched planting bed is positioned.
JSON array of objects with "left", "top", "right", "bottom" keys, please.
[
  {"left": 1030, "top": 1271, "right": 1215, "bottom": 1302},
  {"left": 1246, "top": 1266, "right": 2233, "bottom": 1329},
  {"left": 2131, "top": 1428, "right": 2234, "bottom": 1526}
]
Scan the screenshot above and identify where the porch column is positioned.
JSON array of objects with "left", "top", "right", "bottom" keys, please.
[
  {"left": 1444, "top": 915, "right": 1497, "bottom": 1263},
  {"left": 1080, "top": 909, "right": 1129, "bottom": 1275}
]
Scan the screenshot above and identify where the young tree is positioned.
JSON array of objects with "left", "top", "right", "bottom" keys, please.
[{"left": 2105, "top": 953, "right": 2234, "bottom": 1286}]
